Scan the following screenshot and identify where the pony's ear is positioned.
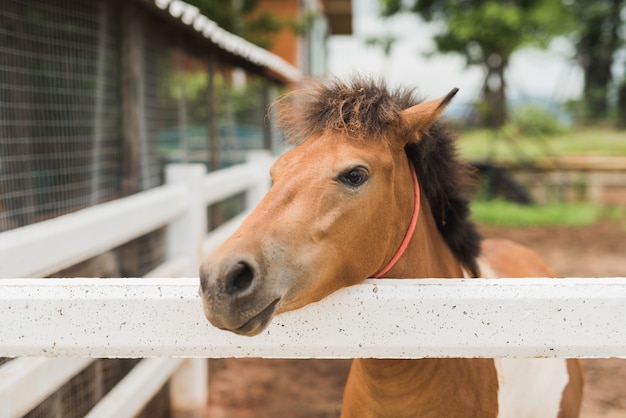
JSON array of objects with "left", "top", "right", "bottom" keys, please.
[{"left": 399, "top": 88, "right": 458, "bottom": 143}]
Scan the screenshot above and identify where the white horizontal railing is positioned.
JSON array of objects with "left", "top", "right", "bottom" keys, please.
[
  {"left": 0, "top": 151, "right": 273, "bottom": 280},
  {"left": 1, "top": 277, "right": 625, "bottom": 359},
  {"left": 0, "top": 185, "right": 188, "bottom": 278},
  {"left": 0, "top": 151, "right": 275, "bottom": 418}
]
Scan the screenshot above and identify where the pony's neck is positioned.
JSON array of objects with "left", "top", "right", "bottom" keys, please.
[
  {"left": 341, "top": 358, "right": 498, "bottom": 418},
  {"left": 384, "top": 192, "right": 463, "bottom": 279},
  {"left": 344, "top": 207, "right": 490, "bottom": 417}
]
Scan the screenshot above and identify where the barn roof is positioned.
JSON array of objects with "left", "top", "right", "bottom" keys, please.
[{"left": 144, "top": 0, "right": 303, "bottom": 84}]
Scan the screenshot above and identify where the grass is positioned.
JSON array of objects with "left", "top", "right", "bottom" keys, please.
[
  {"left": 470, "top": 199, "right": 606, "bottom": 227},
  {"left": 457, "top": 127, "right": 626, "bottom": 163}
]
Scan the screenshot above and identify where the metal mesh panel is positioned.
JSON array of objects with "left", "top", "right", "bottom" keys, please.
[
  {"left": 139, "top": 13, "right": 219, "bottom": 181},
  {"left": 0, "top": 0, "right": 122, "bottom": 232},
  {"left": 13, "top": 357, "right": 171, "bottom": 417},
  {"left": 116, "top": 227, "right": 167, "bottom": 277},
  {"left": 0, "top": 4, "right": 168, "bottom": 414},
  {"left": 207, "top": 69, "right": 269, "bottom": 227},
  {"left": 24, "top": 359, "right": 141, "bottom": 418},
  {"left": 137, "top": 383, "right": 171, "bottom": 418},
  {"left": 215, "top": 69, "right": 267, "bottom": 168},
  {"left": 130, "top": 14, "right": 176, "bottom": 191}
]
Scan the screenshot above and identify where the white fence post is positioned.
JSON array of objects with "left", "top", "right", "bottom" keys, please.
[
  {"left": 164, "top": 164, "right": 209, "bottom": 417},
  {"left": 165, "top": 164, "right": 207, "bottom": 277},
  {"left": 245, "top": 150, "right": 273, "bottom": 209},
  {"left": 169, "top": 359, "right": 209, "bottom": 418}
]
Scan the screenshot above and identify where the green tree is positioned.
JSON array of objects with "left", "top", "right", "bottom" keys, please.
[
  {"left": 571, "top": 0, "right": 624, "bottom": 122},
  {"left": 380, "top": 0, "right": 573, "bottom": 127},
  {"left": 573, "top": 0, "right": 624, "bottom": 121},
  {"left": 619, "top": 78, "right": 626, "bottom": 129}
]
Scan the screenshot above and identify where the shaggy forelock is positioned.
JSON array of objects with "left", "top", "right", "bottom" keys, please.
[{"left": 277, "top": 76, "right": 418, "bottom": 143}]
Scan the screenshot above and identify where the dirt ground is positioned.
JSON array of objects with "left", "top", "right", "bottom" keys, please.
[{"left": 204, "top": 221, "right": 626, "bottom": 418}]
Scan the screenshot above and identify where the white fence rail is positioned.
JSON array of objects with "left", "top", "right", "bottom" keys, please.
[
  {"left": 0, "top": 185, "right": 188, "bottom": 278},
  {"left": 0, "top": 151, "right": 274, "bottom": 418},
  {"left": 1, "top": 277, "right": 626, "bottom": 359}
]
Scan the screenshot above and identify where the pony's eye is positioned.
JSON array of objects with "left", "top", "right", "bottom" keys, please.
[{"left": 339, "top": 167, "right": 368, "bottom": 187}]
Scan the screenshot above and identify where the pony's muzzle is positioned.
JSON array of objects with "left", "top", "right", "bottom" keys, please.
[{"left": 199, "top": 256, "right": 280, "bottom": 335}]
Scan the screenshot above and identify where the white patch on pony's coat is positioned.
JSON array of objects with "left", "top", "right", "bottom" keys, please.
[
  {"left": 476, "top": 259, "right": 570, "bottom": 418},
  {"left": 476, "top": 257, "right": 497, "bottom": 279},
  {"left": 495, "top": 358, "right": 569, "bottom": 418}
]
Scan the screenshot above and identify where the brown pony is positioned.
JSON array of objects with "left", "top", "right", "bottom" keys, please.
[{"left": 199, "top": 77, "right": 583, "bottom": 417}]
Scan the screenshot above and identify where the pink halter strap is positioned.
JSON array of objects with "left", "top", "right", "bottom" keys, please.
[{"left": 373, "top": 161, "right": 420, "bottom": 278}]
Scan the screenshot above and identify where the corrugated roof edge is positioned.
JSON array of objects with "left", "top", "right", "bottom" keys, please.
[{"left": 151, "top": 0, "right": 303, "bottom": 84}]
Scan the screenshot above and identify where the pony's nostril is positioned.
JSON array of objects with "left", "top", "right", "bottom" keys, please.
[{"left": 226, "top": 261, "right": 255, "bottom": 295}]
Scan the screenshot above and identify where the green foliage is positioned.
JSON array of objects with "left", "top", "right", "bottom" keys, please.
[
  {"left": 227, "top": 77, "right": 268, "bottom": 125},
  {"left": 507, "top": 105, "right": 567, "bottom": 137},
  {"left": 184, "top": 0, "right": 248, "bottom": 33},
  {"left": 604, "top": 206, "right": 626, "bottom": 229},
  {"left": 471, "top": 199, "right": 603, "bottom": 227},
  {"left": 380, "top": 0, "right": 573, "bottom": 65},
  {"left": 165, "top": 67, "right": 268, "bottom": 125},
  {"left": 184, "top": 0, "right": 298, "bottom": 49},
  {"left": 568, "top": 0, "right": 625, "bottom": 121},
  {"left": 365, "top": 36, "right": 396, "bottom": 56}
]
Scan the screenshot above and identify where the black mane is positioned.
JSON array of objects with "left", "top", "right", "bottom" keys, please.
[{"left": 277, "top": 76, "right": 482, "bottom": 276}]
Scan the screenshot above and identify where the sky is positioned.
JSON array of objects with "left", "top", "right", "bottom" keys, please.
[{"left": 326, "top": 0, "right": 584, "bottom": 106}]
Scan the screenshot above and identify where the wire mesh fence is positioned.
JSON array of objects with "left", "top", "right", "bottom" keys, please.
[
  {"left": 23, "top": 358, "right": 169, "bottom": 418},
  {"left": 0, "top": 0, "right": 282, "bottom": 233},
  {"left": 0, "top": 0, "right": 122, "bottom": 231},
  {"left": 1, "top": 0, "right": 289, "bottom": 415}
]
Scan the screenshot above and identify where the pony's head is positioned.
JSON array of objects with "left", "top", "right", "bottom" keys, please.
[{"left": 199, "top": 77, "right": 480, "bottom": 336}]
